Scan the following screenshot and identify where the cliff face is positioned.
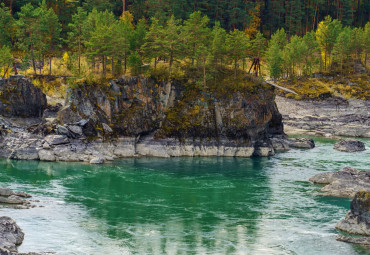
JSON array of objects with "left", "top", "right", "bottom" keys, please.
[
  {"left": 0, "top": 75, "right": 47, "bottom": 118},
  {"left": 58, "top": 76, "right": 284, "bottom": 157}
]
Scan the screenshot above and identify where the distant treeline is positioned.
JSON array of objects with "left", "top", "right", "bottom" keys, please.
[{"left": 2, "top": 0, "right": 369, "bottom": 34}]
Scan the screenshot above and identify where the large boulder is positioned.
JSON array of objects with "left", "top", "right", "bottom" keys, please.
[
  {"left": 309, "top": 167, "right": 370, "bottom": 197},
  {"left": 336, "top": 191, "right": 370, "bottom": 245},
  {"left": 0, "top": 217, "right": 24, "bottom": 252},
  {"left": 333, "top": 139, "right": 366, "bottom": 152},
  {"left": 0, "top": 76, "right": 47, "bottom": 118}
]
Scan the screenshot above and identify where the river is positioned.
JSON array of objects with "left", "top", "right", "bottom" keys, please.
[{"left": 1, "top": 137, "right": 369, "bottom": 255}]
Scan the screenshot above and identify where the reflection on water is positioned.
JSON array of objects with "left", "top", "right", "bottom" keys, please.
[{"left": 0, "top": 138, "right": 369, "bottom": 255}]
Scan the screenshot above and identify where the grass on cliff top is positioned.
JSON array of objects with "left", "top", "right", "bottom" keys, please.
[{"left": 277, "top": 72, "right": 370, "bottom": 100}]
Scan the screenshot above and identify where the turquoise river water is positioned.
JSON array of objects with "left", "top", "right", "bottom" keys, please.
[{"left": 0, "top": 137, "right": 369, "bottom": 255}]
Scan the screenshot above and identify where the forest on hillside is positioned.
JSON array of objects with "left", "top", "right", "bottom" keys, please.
[{"left": 0, "top": 0, "right": 369, "bottom": 90}]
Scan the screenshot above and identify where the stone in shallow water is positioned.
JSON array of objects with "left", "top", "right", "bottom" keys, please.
[
  {"left": 309, "top": 167, "right": 370, "bottom": 198},
  {"left": 89, "top": 157, "right": 104, "bottom": 164},
  {"left": 336, "top": 191, "right": 370, "bottom": 245},
  {"left": 333, "top": 139, "right": 366, "bottom": 152},
  {"left": 0, "top": 216, "right": 24, "bottom": 252}
]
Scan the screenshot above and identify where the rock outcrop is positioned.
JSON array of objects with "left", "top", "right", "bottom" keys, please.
[
  {"left": 0, "top": 217, "right": 24, "bottom": 253},
  {"left": 0, "top": 76, "right": 47, "bottom": 118},
  {"left": 336, "top": 191, "right": 370, "bottom": 245},
  {"left": 0, "top": 76, "right": 315, "bottom": 162},
  {"left": 276, "top": 96, "right": 370, "bottom": 138},
  {"left": 0, "top": 188, "right": 33, "bottom": 209},
  {"left": 309, "top": 167, "right": 370, "bottom": 198},
  {"left": 55, "top": 76, "right": 285, "bottom": 158},
  {"left": 333, "top": 139, "right": 366, "bottom": 152}
]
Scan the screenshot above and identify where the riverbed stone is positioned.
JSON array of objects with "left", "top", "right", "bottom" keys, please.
[
  {"left": 333, "top": 139, "right": 366, "bottom": 152},
  {"left": 0, "top": 217, "right": 24, "bottom": 252},
  {"left": 287, "top": 138, "right": 315, "bottom": 149},
  {"left": 336, "top": 191, "right": 370, "bottom": 245},
  {"left": 309, "top": 167, "right": 370, "bottom": 197},
  {"left": 89, "top": 157, "right": 104, "bottom": 164}
]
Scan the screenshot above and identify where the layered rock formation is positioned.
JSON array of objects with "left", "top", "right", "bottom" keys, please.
[
  {"left": 0, "top": 75, "right": 47, "bottom": 118},
  {"left": 0, "top": 75, "right": 302, "bottom": 162},
  {"left": 309, "top": 167, "right": 370, "bottom": 197}
]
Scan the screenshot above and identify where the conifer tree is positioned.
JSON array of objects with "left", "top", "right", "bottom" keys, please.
[
  {"left": 332, "top": 27, "right": 352, "bottom": 77},
  {"left": 182, "top": 11, "right": 210, "bottom": 66},
  {"left": 0, "top": 46, "right": 12, "bottom": 78},
  {"left": 316, "top": 16, "right": 342, "bottom": 70},
  {"left": 226, "top": 29, "right": 250, "bottom": 78},
  {"left": 210, "top": 21, "right": 227, "bottom": 69},
  {"left": 162, "top": 15, "right": 182, "bottom": 74},
  {"left": 141, "top": 18, "right": 164, "bottom": 70},
  {"left": 251, "top": 32, "right": 267, "bottom": 58},
  {"left": 16, "top": 3, "right": 43, "bottom": 73},
  {"left": 0, "top": 4, "right": 15, "bottom": 47},
  {"left": 39, "top": 3, "right": 62, "bottom": 74},
  {"left": 68, "top": 7, "right": 88, "bottom": 74}
]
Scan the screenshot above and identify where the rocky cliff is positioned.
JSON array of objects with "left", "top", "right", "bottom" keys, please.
[
  {"left": 56, "top": 76, "right": 284, "bottom": 158},
  {"left": 0, "top": 75, "right": 292, "bottom": 162},
  {"left": 0, "top": 75, "right": 47, "bottom": 118}
]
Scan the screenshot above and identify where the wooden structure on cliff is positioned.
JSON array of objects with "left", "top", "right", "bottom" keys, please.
[{"left": 245, "top": 74, "right": 298, "bottom": 95}]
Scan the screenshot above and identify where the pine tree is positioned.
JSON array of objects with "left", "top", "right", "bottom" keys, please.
[
  {"left": 332, "top": 27, "right": 352, "bottom": 77},
  {"left": 39, "top": 3, "right": 62, "bottom": 74},
  {"left": 316, "top": 16, "right": 342, "bottom": 70},
  {"left": 162, "top": 15, "right": 182, "bottom": 74},
  {"left": 141, "top": 18, "right": 164, "bottom": 70},
  {"left": 182, "top": 11, "right": 210, "bottom": 66},
  {"left": 0, "top": 3, "right": 15, "bottom": 47},
  {"left": 210, "top": 21, "right": 227, "bottom": 69},
  {"left": 0, "top": 45, "right": 12, "bottom": 78},
  {"left": 16, "top": 3, "right": 43, "bottom": 73},
  {"left": 283, "top": 35, "right": 305, "bottom": 76},
  {"left": 68, "top": 7, "right": 88, "bottom": 74},
  {"left": 226, "top": 29, "right": 250, "bottom": 78},
  {"left": 251, "top": 32, "right": 267, "bottom": 58},
  {"left": 301, "top": 31, "right": 319, "bottom": 75},
  {"left": 363, "top": 22, "right": 370, "bottom": 66}
]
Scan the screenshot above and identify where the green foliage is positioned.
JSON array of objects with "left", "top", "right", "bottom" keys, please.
[
  {"left": 226, "top": 29, "right": 250, "bottom": 78},
  {"left": 266, "top": 42, "right": 283, "bottom": 80},
  {"left": 332, "top": 27, "right": 352, "bottom": 75},
  {"left": 0, "top": 4, "right": 15, "bottom": 47},
  {"left": 0, "top": 45, "right": 12, "bottom": 77}
]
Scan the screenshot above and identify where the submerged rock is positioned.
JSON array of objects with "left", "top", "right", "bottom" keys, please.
[
  {"left": 309, "top": 167, "right": 370, "bottom": 198},
  {"left": 336, "top": 191, "right": 370, "bottom": 245},
  {"left": 333, "top": 139, "right": 366, "bottom": 152}
]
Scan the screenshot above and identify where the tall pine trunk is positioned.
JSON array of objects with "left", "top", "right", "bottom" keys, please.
[
  {"left": 78, "top": 26, "right": 81, "bottom": 74},
  {"left": 234, "top": 59, "right": 237, "bottom": 79},
  {"left": 49, "top": 57, "right": 52, "bottom": 75}
]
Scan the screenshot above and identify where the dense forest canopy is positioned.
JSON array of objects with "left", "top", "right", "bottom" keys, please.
[
  {"left": 0, "top": 0, "right": 369, "bottom": 88},
  {"left": 2, "top": 0, "right": 369, "bottom": 34}
]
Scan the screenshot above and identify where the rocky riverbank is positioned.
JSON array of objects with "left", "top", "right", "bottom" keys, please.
[
  {"left": 310, "top": 168, "right": 370, "bottom": 246},
  {"left": 0, "top": 75, "right": 317, "bottom": 163},
  {"left": 275, "top": 96, "right": 370, "bottom": 138}
]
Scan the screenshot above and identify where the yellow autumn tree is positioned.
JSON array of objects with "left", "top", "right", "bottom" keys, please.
[{"left": 245, "top": 4, "right": 261, "bottom": 38}]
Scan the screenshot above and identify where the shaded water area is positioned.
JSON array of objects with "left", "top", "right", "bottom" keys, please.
[{"left": 0, "top": 137, "right": 369, "bottom": 255}]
